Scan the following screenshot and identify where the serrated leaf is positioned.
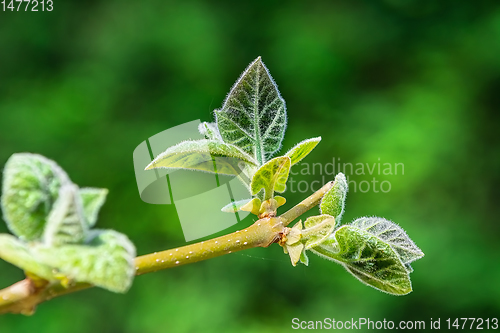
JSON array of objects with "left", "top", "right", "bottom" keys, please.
[
  {"left": 1, "top": 153, "right": 70, "bottom": 241},
  {"left": 34, "top": 230, "right": 136, "bottom": 293},
  {"left": 80, "top": 187, "right": 108, "bottom": 228},
  {"left": 312, "top": 226, "right": 412, "bottom": 295},
  {"left": 43, "top": 184, "right": 87, "bottom": 246},
  {"left": 215, "top": 57, "right": 287, "bottom": 165},
  {"left": 0, "top": 234, "right": 54, "bottom": 280},
  {"left": 145, "top": 139, "right": 258, "bottom": 176},
  {"left": 251, "top": 156, "right": 291, "bottom": 200},
  {"left": 302, "top": 215, "right": 336, "bottom": 249},
  {"left": 285, "top": 137, "right": 321, "bottom": 165},
  {"left": 221, "top": 198, "right": 261, "bottom": 215},
  {"left": 350, "top": 217, "right": 424, "bottom": 264},
  {"left": 198, "top": 122, "right": 222, "bottom": 141},
  {"left": 320, "top": 173, "right": 348, "bottom": 226}
]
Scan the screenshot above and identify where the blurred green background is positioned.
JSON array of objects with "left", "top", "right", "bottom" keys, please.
[{"left": 1, "top": 0, "right": 499, "bottom": 332}]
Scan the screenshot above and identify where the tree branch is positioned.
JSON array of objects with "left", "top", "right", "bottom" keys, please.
[
  {"left": 280, "top": 181, "right": 333, "bottom": 225},
  {"left": 0, "top": 181, "right": 334, "bottom": 315}
]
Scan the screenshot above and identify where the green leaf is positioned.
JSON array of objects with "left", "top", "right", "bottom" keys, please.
[
  {"left": 221, "top": 198, "right": 261, "bottom": 215},
  {"left": 302, "top": 215, "right": 336, "bottom": 249},
  {"left": 0, "top": 234, "right": 54, "bottom": 280},
  {"left": 80, "top": 187, "right": 108, "bottom": 228},
  {"left": 145, "top": 139, "right": 258, "bottom": 176},
  {"left": 285, "top": 137, "right": 321, "bottom": 165},
  {"left": 43, "top": 184, "right": 87, "bottom": 246},
  {"left": 198, "top": 122, "right": 222, "bottom": 141},
  {"left": 250, "top": 156, "right": 291, "bottom": 200},
  {"left": 320, "top": 173, "right": 348, "bottom": 226},
  {"left": 34, "top": 230, "right": 136, "bottom": 293},
  {"left": 215, "top": 57, "right": 287, "bottom": 165},
  {"left": 1, "top": 153, "right": 70, "bottom": 241},
  {"left": 350, "top": 217, "right": 424, "bottom": 264},
  {"left": 300, "top": 251, "right": 309, "bottom": 266},
  {"left": 312, "top": 226, "right": 412, "bottom": 295}
]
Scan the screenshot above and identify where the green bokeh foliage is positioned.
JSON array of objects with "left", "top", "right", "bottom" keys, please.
[{"left": 0, "top": 0, "right": 499, "bottom": 332}]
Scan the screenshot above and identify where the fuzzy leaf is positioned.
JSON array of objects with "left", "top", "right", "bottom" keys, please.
[
  {"left": 312, "top": 226, "right": 412, "bottom": 295},
  {"left": 302, "top": 215, "right": 336, "bottom": 249},
  {"left": 0, "top": 234, "right": 54, "bottom": 280},
  {"left": 215, "top": 57, "right": 287, "bottom": 164},
  {"left": 285, "top": 137, "right": 321, "bottom": 165},
  {"left": 34, "top": 230, "right": 136, "bottom": 293},
  {"left": 145, "top": 139, "right": 258, "bottom": 176},
  {"left": 1, "top": 153, "right": 70, "bottom": 241},
  {"left": 198, "top": 122, "right": 222, "bottom": 141},
  {"left": 350, "top": 217, "right": 424, "bottom": 264},
  {"left": 43, "top": 184, "right": 87, "bottom": 246},
  {"left": 80, "top": 187, "right": 108, "bottom": 228},
  {"left": 250, "top": 156, "right": 291, "bottom": 200},
  {"left": 320, "top": 173, "right": 348, "bottom": 226}
]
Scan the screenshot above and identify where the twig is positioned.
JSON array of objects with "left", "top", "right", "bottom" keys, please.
[
  {"left": 0, "top": 182, "right": 333, "bottom": 315},
  {"left": 280, "top": 181, "right": 333, "bottom": 226}
]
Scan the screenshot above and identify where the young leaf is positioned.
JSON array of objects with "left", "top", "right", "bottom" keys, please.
[
  {"left": 285, "top": 137, "right": 321, "bottom": 165},
  {"left": 0, "top": 234, "right": 54, "bottom": 281},
  {"left": 198, "top": 122, "right": 222, "bottom": 141},
  {"left": 287, "top": 242, "right": 304, "bottom": 267},
  {"left": 145, "top": 139, "right": 258, "bottom": 176},
  {"left": 250, "top": 156, "right": 291, "bottom": 200},
  {"left": 283, "top": 221, "right": 304, "bottom": 266},
  {"left": 221, "top": 198, "right": 261, "bottom": 215},
  {"left": 34, "top": 230, "right": 136, "bottom": 293},
  {"left": 215, "top": 57, "right": 287, "bottom": 164},
  {"left": 313, "top": 225, "right": 412, "bottom": 295},
  {"left": 320, "top": 173, "right": 348, "bottom": 226},
  {"left": 80, "top": 187, "right": 108, "bottom": 228},
  {"left": 1, "top": 153, "right": 70, "bottom": 241},
  {"left": 240, "top": 197, "right": 262, "bottom": 215},
  {"left": 350, "top": 217, "right": 424, "bottom": 264},
  {"left": 302, "top": 215, "right": 336, "bottom": 249},
  {"left": 274, "top": 195, "right": 286, "bottom": 208},
  {"left": 43, "top": 184, "right": 87, "bottom": 246},
  {"left": 299, "top": 250, "right": 309, "bottom": 266},
  {"left": 286, "top": 220, "right": 303, "bottom": 245}
]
